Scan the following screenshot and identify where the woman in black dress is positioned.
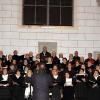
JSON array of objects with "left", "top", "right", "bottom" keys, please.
[
  {"left": 88, "top": 70, "right": 100, "bottom": 100},
  {"left": 51, "top": 67, "right": 62, "bottom": 100},
  {"left": 0, "top": 68, "right": 12, "bottom": 100},
  {"left": 74, "top": 68, "right": 88, "bottom": 100},
  {"left": 24, "top": 69, "right": 33, "bottom": 100},
  {"left": 63, "top": 72, "right": 75, "bottom": 100},
  {"left": 46, "top": 56, "right": 53, "bottom": 73},
  {"left": 11, "top": 69, "right": 25, "bottom": 100}
]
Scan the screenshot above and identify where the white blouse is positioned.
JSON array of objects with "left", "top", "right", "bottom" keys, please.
[
  {"left": 64, "top": 78, "right": 73, "bottom": 86},
  {"left": 2, "top": 74, "right": 8, "bottom": 81}
]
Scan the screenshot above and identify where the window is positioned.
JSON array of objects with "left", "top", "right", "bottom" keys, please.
[{"left": 23, "top": 0, "right": 73, "bottom": 26}]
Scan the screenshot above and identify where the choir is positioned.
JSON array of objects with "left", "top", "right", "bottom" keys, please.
[{"left": 0, "top": 47, "right": 100, "bottom": 100}]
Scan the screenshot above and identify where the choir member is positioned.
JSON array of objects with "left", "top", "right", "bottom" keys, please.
[
  {"left": 80, "top": 56, "right": 85, "bottom": 64},
  {"left": 51, "top": 51, "right": 60, "bottom": 65},
  {"left": 51, "top": 68, "right": 62, "bottom": 100},
  {"left": 88, "top": 70, "right": 100, "bottom": 100},
  {"left": 96, "top": 65, "right": 100, "bottom": 73},
  {"left": 24, "top": 53, "right": 30, "bottom": 61},
  {"left": 11, "top": 69, "right": 25, "bottom": 100},
  {"left": 8, "top": 59, "right": 17, "bottom": 75},
  {"left": 46, "top": 56, "right": 53, "bottom": 73},
  {"left": 0, "top": 68, "right": 12, "bottom": 100},
  {"left": 24, "top": 69, "right": 33, "bottom": 100},
  {"left": 63, "top": 72, "right": 75, "bottom": 100},
  {"left": 68, "top": 53, "right": 74, "bottom": 64},
  {"left": 80, "top": 64, "right": 86, "bottom": 74},
  {"left": 0, "top": 50, "right": 7, "bottom": 63},
  {"left": 29, "top": 51, "right": 35, "bottom": 69},
  {"left": 73, "top": 51, "right": 80, "bottom": 64},
  {"left": 59, "top": 53, "right": 64, "bottom": 63},
  {"left": 0, "top": 59, "right": 4, "bottom": 74},
  {"left": 95, "top": 54, "right": 100, "bottom": 66},
  {"left": 74, "top": 68, "right": 88, "bottom": 100},
  {"left": 40, "top": 46, "right": 51, "bottom": 63},
  {"left": 52, "top": 65, "right": 60, "bottom": 72},
  {"left": 22, "top": 59, "right": 31, "bottom": 75},
  {"left": 85, "top": 53, "right": 95, "bottom": 66},
  {"left": 86, "top": 60, "right": 95, "bottom": 73},
  {"left": 12, "top": 50, "right": 19, "bottom": 62},
  {"left": 29, "top": 51, "right": 34, "bottom": 62},
  {"left": 6, "top": 54, "right": 12, "bottom": 67},
  {"left": 35, "top": 53, "right": 40, "bottom": 62},
  {"left": 73, "top": 60, "right": 81, "bottom": 75},
  {"left": 64, "top": 62, "right": 74, "bottom": 77},
  {"left": 32, "top": 60, "right": 40, "bottom": 71},
  {"left": 59, "top": 58, "right": 67, "bottom": 74}
]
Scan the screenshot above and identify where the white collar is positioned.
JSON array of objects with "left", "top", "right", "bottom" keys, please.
[
  {"left": 53, "top": 75, "right": 58, "bottom": 79},
  {"left": 2, "top": 74, "right": 8, "bottom": 81}
]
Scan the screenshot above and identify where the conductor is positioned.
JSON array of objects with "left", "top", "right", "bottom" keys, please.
[{"left": 26, "top": 63, "right": 52, "bottom": 100}]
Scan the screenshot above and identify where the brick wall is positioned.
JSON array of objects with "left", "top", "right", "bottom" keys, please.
[{"left": 0, "top": 0, "right": 100, "bottom": 58}]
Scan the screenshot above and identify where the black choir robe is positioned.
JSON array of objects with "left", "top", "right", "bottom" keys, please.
[
  {"left": 11, "top": 74, "right": 25, "bottom": 100},
  {"left": 74, "top": 74, "right": 88, "bottom": 100},
  {"left": 51, "top": 74, "right": 63, "bottom": 100},
  {"left": 88, "top": 76, "right": 100, "bottom": 100},
  {"left": 0, "top": 74, "right": 12, "bottom": 100}
]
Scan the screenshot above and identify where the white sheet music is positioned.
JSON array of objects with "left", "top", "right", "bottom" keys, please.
[
  {"left": 64, "top": 78, "right": 73, "bottom": 86},
  {"left": 25, "top": 83, "right": 33, "bottom": 99}
]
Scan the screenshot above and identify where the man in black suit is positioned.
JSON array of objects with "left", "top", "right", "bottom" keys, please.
[
  {"left": 73, "top": 51, "right": 80, "bottom": 64},
  {"left": 26, "top": 63, "right": 52, "bottom": 100},
  {"left": 40, "top": 46, "right": 51, "bottom": 63}
]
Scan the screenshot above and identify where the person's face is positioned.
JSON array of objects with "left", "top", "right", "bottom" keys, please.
[
  {"left": 88, "top": 53, "right": 92, "bottom": 59},
  {"left": 25, "top": 54, "right": 29, "bottom": 59},
  {"left": 63, "top": 58, "right": 67, "bottom": 64},
  {"left": 76, "top": 61, "right": 80, "bottom": 66},
  {"left": 59, "top": 53, "right": 63, "bottom": 58},
  {"left": 69, "top": 54, "right": 73, "bottom": 59},
  {"left": 81, "top": 65, "right": 85, "bottom": 69},
  {"left": 51, "top": 51, "right": 56, "bottom": 57},
  {"left": 3, "top": 69, "right": 8, "bottom": 75},
  {"left": 13, "top": 50, "right": 18, "bottom": 55},
  {"left": 24, "top": 60, "right": 28, "bottom": 65},
  {"left": 12, "top": 60, "right": 17, "bottom": 65},
  {"left": 48, "top": 57, "right": 52, "bottom": 62},
  {"left": 16, "top": 71, "right": 21, "bottom": 76},
  {"left": 79, "top": 69, "right": 84, "bottom": 74},
  {"left": 52, "top": 69, "right": 58, "bottom": 75},
  {"left": 43, "top": 46, "right": 47, "bottom": 52},
  {"left": 75, "top": 51, "right": 78, "bottom": 56},
  {"left": 8, "top": 54, "right": 12, "bottom": 60},
  {"left": 36, "top": 54, "right": 40, "bottom": 59},
  {"left": 94, "top": 71, "right": 99, "bottom": 77},
  {"left": 65, "top": 73, "right": 70, "bottom": 78},
  {"left": 80, "top": 57, "right": 84, "bottom": 62},
  {"left": 40, "top": 64, "right": 45, "bottom": 69},
  {"left": 29, "top": 51, "right": 33, "bottom": 57},
  {"left": 68, "top": 63, "right": 72, "bottom": 68},
  {"left": 53, "top": 65, "right": 58, "bottom": 70},
  {"left": 27, "top": 70, "right": 32, "bottom": 77}
]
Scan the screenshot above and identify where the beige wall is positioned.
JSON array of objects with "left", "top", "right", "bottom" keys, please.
[{"left": 0, "top": 0, "right": 100, "bottom": 58}]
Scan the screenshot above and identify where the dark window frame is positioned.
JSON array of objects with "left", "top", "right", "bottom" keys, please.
[{"left": 23, "top": 0, "right": 74, "bottom": 26}]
